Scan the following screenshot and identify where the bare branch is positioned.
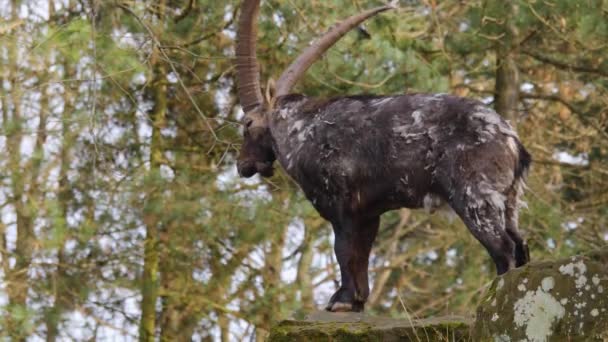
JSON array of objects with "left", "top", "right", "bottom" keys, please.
[
  {"left": 523, "top": 50, "right": 608, "bottom": 78},
  {"left": 173, "top": 0, "right": 194, "bottom": 23}
]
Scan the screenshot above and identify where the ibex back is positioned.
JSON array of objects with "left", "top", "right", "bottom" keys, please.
[{"left": 235, "top": 1, "right": 531, "bottom": 312}]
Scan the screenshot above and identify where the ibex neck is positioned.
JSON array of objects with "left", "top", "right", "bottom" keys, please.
[{"left": 267, "top": 94, "right": 314, "bottom": 171}]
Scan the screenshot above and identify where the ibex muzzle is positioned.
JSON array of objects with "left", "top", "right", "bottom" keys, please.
[
  {"left": 234, "top": 0, "right": 531, "bottom": 313},
  {"left": 237, "top": 128, "right": 275, "bottom": 178}
]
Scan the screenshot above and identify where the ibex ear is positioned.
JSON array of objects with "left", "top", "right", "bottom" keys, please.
[{"left": 265, "top": 78, "right": 276, "bottom": 108}]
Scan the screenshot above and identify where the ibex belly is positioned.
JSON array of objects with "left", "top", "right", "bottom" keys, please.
[{"left": 280, "top": 131, "right": 441, "bottom": 218}]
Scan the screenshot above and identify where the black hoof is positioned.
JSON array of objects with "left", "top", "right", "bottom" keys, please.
[
  {"left": 325, "top": 287, "right": 365, "bottom": 312},
  {"left": 326, "top": 301, "right": 365, "bottom": 312}
]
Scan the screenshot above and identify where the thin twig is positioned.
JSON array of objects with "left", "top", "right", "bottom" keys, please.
[{"left": 116, "top": 2, "right": 233, "bottom": 152}]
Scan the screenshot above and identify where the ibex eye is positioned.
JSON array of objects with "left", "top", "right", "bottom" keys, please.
[{"left": 245, "top": 118, "right": 253, "bottom": 128}]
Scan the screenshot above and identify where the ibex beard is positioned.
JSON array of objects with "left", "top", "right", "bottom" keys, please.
[{"left": 235, "top": 1, "right": 531, "bottom": 313}]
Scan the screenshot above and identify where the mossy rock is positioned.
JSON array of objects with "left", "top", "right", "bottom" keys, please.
[
  {"left": 473, "top": 247, "right": 608, "bottom": 341},
  {"left": 268, "top": 311, "right": 472, "bottom": 341}
]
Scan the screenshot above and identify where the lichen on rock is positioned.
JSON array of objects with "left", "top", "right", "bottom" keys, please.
[
  {"left": 474, "top": 247, "right": 608, "bottom": 341},
  {"left": 512, "top": 285, "right": 565, "bottom": 342}
]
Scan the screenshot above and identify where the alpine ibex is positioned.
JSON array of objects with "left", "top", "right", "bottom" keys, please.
[{"left": 235, "top": 0, "right": 531, "bottom": 312}]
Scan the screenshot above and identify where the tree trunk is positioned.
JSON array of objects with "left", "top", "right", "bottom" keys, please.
[
  {"left": 159, "top": 221, "right": 197, "bottom": 341},
  {"left": 494, "top": 1, "right": 520, "bottom": 122},
  {"left": 368, "top": 209, "right": 411, "bottom": 307},
  {"left": 5, "top": 2, "right": 34, "bottom": 339},
  {"left": 139, "top": 10, "right": 167, "bottom": 338},
  {"left": 46, "top": 53, "right": 74, "bottom": 342},
  {"left": 257, "top": 221, "right": 286, "bottom": 341},
  {"left": 218, "top": 313, "right": 230, "bottom": 342},
  {"left": 295, "top": 218, "right": 320, "bottom": 311}
]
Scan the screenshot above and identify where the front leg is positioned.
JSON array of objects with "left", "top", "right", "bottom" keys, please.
[{"left": 326, "top": 215, "right": 379, "bottom": 312}]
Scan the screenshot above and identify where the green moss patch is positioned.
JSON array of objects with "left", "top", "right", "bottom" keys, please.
[{"left": 268, "top": 314, "right": 472, "bottom": 341}]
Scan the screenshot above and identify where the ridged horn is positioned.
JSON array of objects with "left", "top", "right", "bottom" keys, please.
[
  {"left": 236, "top": 0, "right": 264, "bottom": 113},
  {"left": 275, "top": 4, "right": 396, "bottom": 98}
]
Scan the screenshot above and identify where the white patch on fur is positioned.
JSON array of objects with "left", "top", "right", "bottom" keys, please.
[
  {"left": 478, "top": 180, "right": 507, "bottom": 212},
  {"left": 464, "top": 179, "right": 509, "bottom": 236},
  {"left": 471, "top": 106, "right": 519, "bottom": 140},
  {"left": 422, "top": 193, "right": 455, "bottom": 219},
  {"left": 423, "top": 193, "right": 442, "bottom": 212},
  {"left": 279, "top": 108, "right": 289, "bottom": 119},
  {"left": 290, "top": 119, "right": 305, "bottom": 133},
  {"left": 297, "top": 130, "right": 307, "bottom": 142},
  {"left": 370, "top": 97, "right": 394, "bottom": 107},
  {"left": 513, "top": 178, "right": 528, "bottom": 210},
  {"left": 507, "top": 136, "right": 518, "bottom": 155},
  {"left": 286, "top": 152, "right": 294, "bottom": 170},
  {"left": 412, "top": 110, "right": 424, "bottom": 125},
  {"left": 392, "top": 126, "right": 425, "bottom": 140}
]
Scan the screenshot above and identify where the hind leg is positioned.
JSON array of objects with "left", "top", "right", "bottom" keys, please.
[
  {"left": 435, "top": 139, "right": 524, "bottom": 274},
  {"left": 449, "top": 198, "right": 516, "bottom": 275},
  {"left": 505, "top": 186, "right": 530, "bottom": 267}
]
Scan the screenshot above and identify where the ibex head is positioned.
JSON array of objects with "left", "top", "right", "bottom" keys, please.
[
  {"left": 235, "top": 0, "right": 395, "bottom": 178},
  {"left": 237, "top": 103, "right": 275, "bottom": 177}
]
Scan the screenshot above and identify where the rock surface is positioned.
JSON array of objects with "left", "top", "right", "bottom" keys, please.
[
  {"left": 269, "top": 247, "right": 608, "bottom": 341},
  {"left": 474, "top": 247, "right": 608, "bottom": 341},
  {"left": 268, "top": 311, "right": 472, "bottom": 341}
]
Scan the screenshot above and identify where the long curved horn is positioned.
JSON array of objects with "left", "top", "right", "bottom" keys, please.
[
  {"left": 275, "top": 4, "right": 396, "bottom": 98},
  {"left": 236, "top": 0, "right": 264, "bottom": 113}
]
